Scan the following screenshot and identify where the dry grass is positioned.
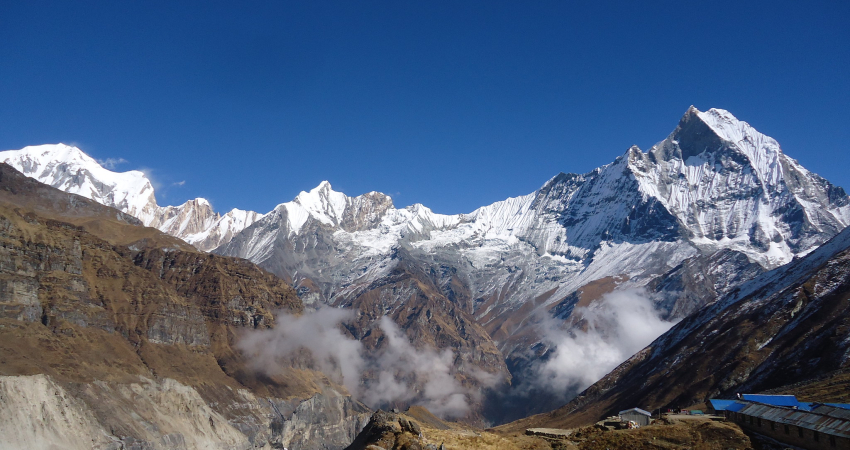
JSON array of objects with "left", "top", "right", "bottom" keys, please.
[
  {"left": 419, "top": 428, "right": 555, "bottom": 450},
  {"left": 567, "top": 418, "right": 752, "bottom": 450}
]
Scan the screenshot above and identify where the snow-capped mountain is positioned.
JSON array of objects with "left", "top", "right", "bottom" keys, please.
[
  {"left": 6, "top": 107, "right": 849, "bottom": 422},
  {"left": 0, "top": 144, "right": 159, "bottom": 222},
  {"left": 148, "top": 197, "right": 263, "bottom": 252},
  {"left": 219, "top": 107, "right": 850, "bottom": 321},
  {"left": 0, "top": 144, "right": 263, "bottom": 251},
  {"left": 208, "top": 107, "right": 850, "bottom": 422}
]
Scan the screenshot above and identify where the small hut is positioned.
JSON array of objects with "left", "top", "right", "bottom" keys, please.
[{"left": 618, "top": 408, "right": 652, "bottom": 427}]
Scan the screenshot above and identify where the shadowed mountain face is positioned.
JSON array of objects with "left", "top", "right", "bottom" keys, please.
[
  {"left": 500, "top": 224, "right": 850, "bottom": 432},
  {"left": 0, "top": 163, "right": 371, "bottom": 449},
  {"left": 4, "top": 107, "right": 850, "bottom": 426}
]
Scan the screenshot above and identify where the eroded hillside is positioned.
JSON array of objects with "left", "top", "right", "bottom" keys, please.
[{"left": 0, "top": 163, "right": 369, "bottom": 449}]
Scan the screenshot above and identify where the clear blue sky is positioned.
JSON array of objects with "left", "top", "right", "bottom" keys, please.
[{"left": 2, "top": 1, "right": 848, "bottom": 214}]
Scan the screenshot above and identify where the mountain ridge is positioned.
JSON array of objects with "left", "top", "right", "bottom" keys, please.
[
  {"left": 5, "top": 106, "right": 849, "bottom": 423},
  {"left": 0, "top": 162, "right": 372, "bottom": 449}
]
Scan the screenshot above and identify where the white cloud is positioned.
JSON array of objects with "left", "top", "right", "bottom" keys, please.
[
  {"left": 96, "top": 157, "right": 128, "bottom": 170},
  {"left": 533, "top": 289, "right": 677, "bottom": 393},
  {"left": 362, "top": 316, "right": 479, "bottom": 419},
  {"left": 237, "top": 308, "right": 363, "bottom": 394},
  {"left": 238, "top": 309, "right": 496, "bottom": 419}
]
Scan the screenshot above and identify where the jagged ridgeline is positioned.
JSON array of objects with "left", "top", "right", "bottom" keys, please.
[{"left": 2, "top": 107, "right": 849, "bottom": 435}]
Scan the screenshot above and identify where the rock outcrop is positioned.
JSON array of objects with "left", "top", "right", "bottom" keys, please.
[{"left": 345, "top": 410, "right": 428, "bottom": 450}]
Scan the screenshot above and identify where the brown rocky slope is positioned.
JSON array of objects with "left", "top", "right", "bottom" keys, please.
[{"left": 0, "top": 163, "right": 369, "bottom": 449}]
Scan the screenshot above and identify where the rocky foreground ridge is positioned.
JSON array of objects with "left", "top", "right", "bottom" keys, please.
[{"left": 0, "top": 164, "right": 370, "bottom": 449}]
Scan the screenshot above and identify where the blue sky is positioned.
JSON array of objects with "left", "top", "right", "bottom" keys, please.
[{"left": 1, "top": 1, "right": 848, "bottom": 214}]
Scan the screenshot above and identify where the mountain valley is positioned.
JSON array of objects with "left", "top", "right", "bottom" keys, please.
[{"left": 2, "top": 106, "right": 850, "bottom": 448}]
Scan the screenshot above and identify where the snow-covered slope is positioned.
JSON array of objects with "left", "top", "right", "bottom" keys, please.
[
  {"left": 530, "top": 219, "right": 850, "bottom": 430},
  {"left": 0, "top": 144, "right": 262, "bottom": 251},
  {"left": 634, "top": 107, "right": 850, "bottom": 266}
]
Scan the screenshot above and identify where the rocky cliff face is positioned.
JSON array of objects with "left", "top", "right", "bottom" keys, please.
[{"left": 0, "top": 165, "right": 370, "bottom": 449}]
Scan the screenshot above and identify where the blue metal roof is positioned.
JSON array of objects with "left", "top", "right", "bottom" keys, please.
[
  {"left": 709, "top": 399, "right": 738, "bottom": 411},
  {"left": 725, "top": 402, "right": 746, "bottom": 412},
  {"left": 797, "top": 402, "right": 816, "bottom": 411},
  {"left": 741, "top": 394, "right": 799, "bottom": 407}
]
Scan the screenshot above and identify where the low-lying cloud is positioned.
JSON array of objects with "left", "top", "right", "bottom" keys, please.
[
  {"left": 362, "top": 317, "right": 476, "bottom": 418},
  {"left": 534, "top": 289, "right": 677, "bottom": 393},
  {"left": 238, "top": 289, "right": 674, "bottom": 421},
  {"left": 238, "top": 310, "right": 493, "bottom": 419},
  {"left": 237, "top": 308, "right": 364, "bottom": 394}
]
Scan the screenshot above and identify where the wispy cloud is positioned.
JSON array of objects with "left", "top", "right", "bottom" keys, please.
[
  {"left": 137, "top": 167, "right": 162, "bottom": 191},
  {"left": 361, "top": 316, "right": 495, "bottom": 418},
  {"left": 238, "top": 309, "right": 497, "bottom": 419},
  {"left": 172, "top": 180, "right": 186, "bottom": 187},
  {"left": 237, "top": 308, "right": 364, "bottom": 394},
  {"left": 96, "top": 157, "right": 128, "bottom": 170},
  {"left": 533, "top": 289, "right": 677, "bottom": 394}
]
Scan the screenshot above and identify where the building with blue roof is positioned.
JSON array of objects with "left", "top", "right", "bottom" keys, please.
[{"left": 709, "top": 394, "right": 850, "bottom": 449}]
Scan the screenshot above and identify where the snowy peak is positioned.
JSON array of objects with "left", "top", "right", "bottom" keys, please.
[
  {"left": 0, "top": 144, "right": 262, "bottom": 252},
  {"left": 292, "top": 181, "right": 352, "bottom": 226},
  {"left": 654, "top": 106, "right": 781, "bottom": 168},
  {"left": 1, "top": 144, "right": 160, "bottom": 224},
  {"left": 277, "top": 181, "right": 398, "bottom": 235},
  {"left": 696, "top": 107, "right": 775, "bottom": 150},
  {"left": 456, "top": 106, "right": 850, "bottom": 268},
  {"left": 150, "top": 198, "right": 218, "bottom": 237},
  {"left": 626, "top": 107, "right": 850, "bottom": 267}
]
